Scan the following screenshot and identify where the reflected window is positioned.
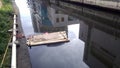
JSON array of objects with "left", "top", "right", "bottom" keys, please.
[
  {"left": 56, "top": 18, "right": 59, "bottom": 23},
  {"left": 68, "top": 16, "right": 74, "bottom": 21},
  {"left": 55, "top": 10, "right": 59, "bottom": 14},
  {"left": 61, "top": 17, "right": 64, "bottom": 22}
]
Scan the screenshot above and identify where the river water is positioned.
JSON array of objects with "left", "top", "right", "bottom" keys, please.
[
  {"left": 15, "top": 0, "right": 120, "bottom": 68},
  {"left": 15, "top": 0, "right": 88, "bottom": 68}
]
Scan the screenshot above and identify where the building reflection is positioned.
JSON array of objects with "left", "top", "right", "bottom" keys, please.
[
  {"left": 28, "top": 0, "right": 120, "bottom": 68},
  {"left": 79, "top": 13, "right": 120, "bottom": 68},
  {"left": 31, "top": 2, "right": 68, "bottom": 33},
  {"left": 47, "top": 6, "right": 79, "bottom": 27},
  {"left": 48, "top": 3, "right": 120, "bottom": 68},
  {"left": 30, "top": 0, "right": 79, "bottom": 35}
]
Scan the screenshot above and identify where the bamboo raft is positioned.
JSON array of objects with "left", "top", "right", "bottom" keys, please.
[{"left": 26, "top": 31, "right": 69, "bottom": 46}]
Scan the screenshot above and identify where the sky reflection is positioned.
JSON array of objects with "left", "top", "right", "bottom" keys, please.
[{"left": 15, "top": 0, "right": 34, "bottom": 37}]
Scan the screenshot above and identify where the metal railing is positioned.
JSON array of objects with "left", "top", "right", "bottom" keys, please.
[{"left": 11, "top": 14, "right": 17, "bottom": 68}]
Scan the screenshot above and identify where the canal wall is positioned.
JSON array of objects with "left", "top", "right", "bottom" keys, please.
[{"left": 12, "top": 0, "right": 32, "bottom": 68}]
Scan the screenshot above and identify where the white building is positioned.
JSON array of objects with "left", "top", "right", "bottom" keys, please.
[{"left": 47, "top": 7, "right": 79, "bottom": 27}]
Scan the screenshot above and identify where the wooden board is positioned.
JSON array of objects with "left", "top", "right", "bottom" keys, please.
[{"left": 26, "top": 31, "right": 69, "bottom": 46}]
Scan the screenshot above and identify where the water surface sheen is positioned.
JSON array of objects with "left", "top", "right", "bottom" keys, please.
[{"left": 15, "top": 0, "right": 88, "bottom": 68}]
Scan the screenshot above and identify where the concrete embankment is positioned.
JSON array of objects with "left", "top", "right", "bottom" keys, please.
[{"left": 12, "top": 1, "right": 31, "bottom": 68}]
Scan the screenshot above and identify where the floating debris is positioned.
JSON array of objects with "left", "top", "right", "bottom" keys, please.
[{"left": 26, "top": 31, "right": 69, "bottom": 46}]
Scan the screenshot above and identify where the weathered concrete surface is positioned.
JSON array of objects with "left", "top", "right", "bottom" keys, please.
[{"left": 12, "top": 1, "right": 31, "bottom": 68}]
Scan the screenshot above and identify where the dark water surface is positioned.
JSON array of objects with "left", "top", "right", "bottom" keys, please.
[{"left": 15, "top": 0, "right": 120, "bottom": 68}]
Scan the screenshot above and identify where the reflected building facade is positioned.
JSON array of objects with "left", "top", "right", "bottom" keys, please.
[
  {"left": 47, "top": 6, "right": 79, "bottom": 27},
  {"left": 28, "top": 0, "right": 79, "bottom": 33},
  {"left": 49, "top": 0, "right": 120, "bottom": 11},
  {"left": 28, "top": 0, "right": 120, "bottom": 68},
  {"left": 79, "top": 11, "right": 120, "bottom": 68},
  {"left": 52, "top": 1, "right": 120, "bottom": 68},
  {"left": 28, "top": 0, "right": 65, "bottom": 33}
]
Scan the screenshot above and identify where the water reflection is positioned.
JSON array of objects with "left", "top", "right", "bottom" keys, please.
[
  {"left": 15, "top": 0, "right": 88, "bottom": 68},
  {"left": 51, "top": 1, "right": 120, "bottom": 68},
  {"left": 15, "top": 0, "right": 34, "bottom": 37},
  {"left": 46, "top": 1, "right": 120, "bottom": 68},
  {"left": 28, "top": 1, "right": 88, "bottom": 68},
  {"left": 79, "top": 20, "right": 120, "bottom": 68},
  {"left": 15, "top": 0, "right": 120, "bottom": 68}
]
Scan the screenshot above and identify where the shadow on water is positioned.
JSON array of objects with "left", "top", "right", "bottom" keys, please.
[
  {"left": 28, "top": 42, "right": 67, "bottom": 49},
  {"left": 46, "top": 42, "right": 68, "bottom": 47}
]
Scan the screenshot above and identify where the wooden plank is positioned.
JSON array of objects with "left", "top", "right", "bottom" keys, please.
[{"left": 26, "top": 31, "right": 69, "bottom": 46}]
